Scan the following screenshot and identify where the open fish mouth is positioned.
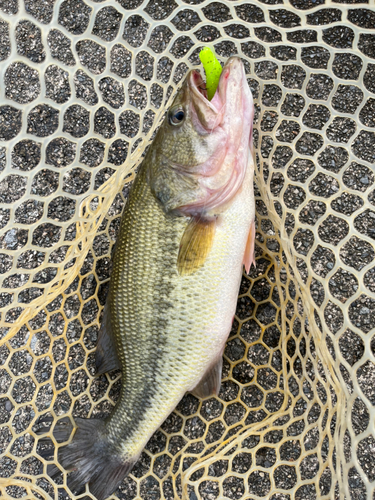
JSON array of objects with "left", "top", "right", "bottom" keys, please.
[
  {"left": 186, "top": 56, "right": 248, "bottom": 131},
  {"left": 188, "top": 66, "right": 224, "bottom": 116}
]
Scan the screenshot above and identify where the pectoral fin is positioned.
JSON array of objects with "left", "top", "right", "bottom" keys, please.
[
  {"left": 191, "top": 357, "right": 223, "bottom": 399},
  {"left": 243, "top": 219, "right": 256, "bottom": 274},
  {"left": 95, "top": 301, "right": 121, "bottom": 375},
  {"left": 177, "top": 217, "right": 216, "bottom": 276}
]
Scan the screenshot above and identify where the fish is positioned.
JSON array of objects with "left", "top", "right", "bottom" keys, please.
[{"left": 58, "top": 56, "right": 255, "bottom": 499}]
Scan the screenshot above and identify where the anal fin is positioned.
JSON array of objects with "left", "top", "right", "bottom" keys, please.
[
  {"left": 243, "top": 219, "right": 256, "bottom": 274},
  {"left": 95, "top": 301, "right": 121, "bottom": 375},
  {"left": 178, "top": 217, "right": 216, "bottom": 276},
  {"left": 191, "top": 357, "right": 223, "bottom": 399}
]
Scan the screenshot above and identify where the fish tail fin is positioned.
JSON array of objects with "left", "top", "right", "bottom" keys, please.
[{"left": 58, "top": 418, "right": 136, "bottom": 500}]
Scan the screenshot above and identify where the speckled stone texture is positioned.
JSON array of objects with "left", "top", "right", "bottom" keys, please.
[{"left": 0, "top": 1, "right": 374, "bottom": 500}]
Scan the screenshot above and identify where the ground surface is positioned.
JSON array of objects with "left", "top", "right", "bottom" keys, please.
[{"left": 0, "top": 1, "right": 374, "bottom": 499}]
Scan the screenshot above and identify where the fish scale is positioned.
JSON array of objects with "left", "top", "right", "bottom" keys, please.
[
  {"left": 109, "top": 165, "right": 188, "bottom": 450},
  {"left": 106, "top": 154, "right": 253, "bottom": 457}
]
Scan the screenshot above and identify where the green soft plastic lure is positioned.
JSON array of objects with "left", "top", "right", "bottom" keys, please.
[{"left": 199, "top": 47, "right": 222, "bottom": 101}]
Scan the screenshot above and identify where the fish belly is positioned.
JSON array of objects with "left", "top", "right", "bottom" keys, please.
[{"left": 106, "top": 163, "right": 254, "bottom": 458}]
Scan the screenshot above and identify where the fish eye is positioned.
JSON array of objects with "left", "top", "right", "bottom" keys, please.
[{"left": 169, "top": 107, "right": 185, "bottom": 126}]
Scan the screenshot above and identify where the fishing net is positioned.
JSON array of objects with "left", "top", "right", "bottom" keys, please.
[{"left": 0, "top": 0, "right": 374, "bottom": 498}]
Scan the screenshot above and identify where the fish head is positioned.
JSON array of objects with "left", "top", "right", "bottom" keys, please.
[{"left": 149, "top": 56, "right": 254, "bottom": 216}]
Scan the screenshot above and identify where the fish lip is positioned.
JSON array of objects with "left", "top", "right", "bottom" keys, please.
[
  {"left": 188, "top": 69, "right": 217, "bottom": 111},
  {"left": 190, "top": 70, "right": 208, "bottom": 99},
  {"left": 218, "top": 56, "right": 247, "bottom": 99}
]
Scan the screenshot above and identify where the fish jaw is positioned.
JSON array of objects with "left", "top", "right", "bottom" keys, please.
[
  {"left": 188, "top": 69, "right": 222, "bottom": 132},
  {"left": 188, "top": 56, "right": 253, "bottom": 133},
  {"left": 179, "top": 56, "right": 254, "bottom": 217}
]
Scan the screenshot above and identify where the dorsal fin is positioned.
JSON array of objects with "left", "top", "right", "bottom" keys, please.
[
  {"left": 95, "top": 302, "right": 121, "bottom": 375},
  {"left": 177, "top": 217, "right": 216, "bottom": 276}
]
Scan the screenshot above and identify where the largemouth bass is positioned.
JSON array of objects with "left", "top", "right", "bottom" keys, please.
[{"left": 59, "top": 56, "right": 255, "bottom": 499}]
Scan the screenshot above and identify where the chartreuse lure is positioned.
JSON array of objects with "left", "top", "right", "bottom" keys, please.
[{"left": 199, "top": 47, "right": 222, "bottom": 101}]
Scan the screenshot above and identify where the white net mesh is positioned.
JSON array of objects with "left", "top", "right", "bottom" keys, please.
[{"left": 0, "top": 0, "right": 374, "bottom": 499}]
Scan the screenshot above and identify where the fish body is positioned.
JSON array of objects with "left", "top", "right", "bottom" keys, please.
[{"left": 59, "top": 57, "right": 255, "bottom": 499}]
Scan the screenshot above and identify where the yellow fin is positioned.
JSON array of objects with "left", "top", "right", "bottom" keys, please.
[{"left": 177, "top": 217, "right": 216, "bottom": 276}]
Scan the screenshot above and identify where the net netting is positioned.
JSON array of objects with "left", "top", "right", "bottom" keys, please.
[{"left": 0, "top": 0, "right": 374, "bottom": 499}]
